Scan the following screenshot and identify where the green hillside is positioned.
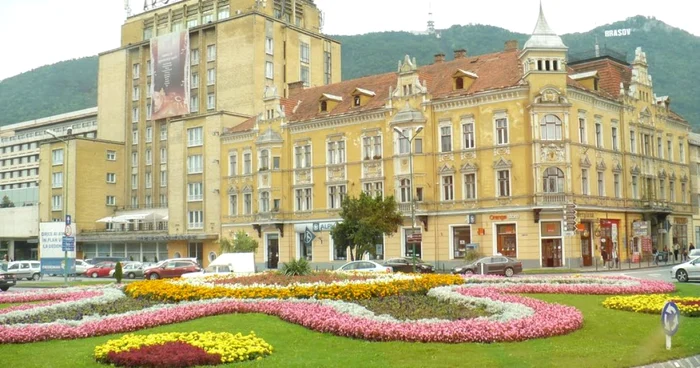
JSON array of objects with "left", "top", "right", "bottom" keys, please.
[{"left": 0, "top": 16, "right": 697, "bottom": 128}]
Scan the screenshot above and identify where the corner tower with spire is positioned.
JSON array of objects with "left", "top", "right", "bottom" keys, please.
[{"left": 520, "top": 2, "right": 569, "bottom": 92}]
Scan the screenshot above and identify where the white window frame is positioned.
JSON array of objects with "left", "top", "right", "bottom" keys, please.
[
  {"left": 146, "top": 127, "right": 152, "bottom": 143},
  {"left": 106, "top": 196, "right": 116, "bottom": 206},
  {"left": 132, "top": 107, "right": 139, "bottom": 123},
  {"left": 243, "top": 152, "right": 252, "bottom": 174},
  {"left": 265, "top": 61, "right": 274, "bottom": 79},
  {"left": 51, "top": 195, "right": 62, "bottom": 211},
  {"left": 597, "top": 171, "right": 605, "bottom": 197},
  {"left": 132, "top": 86, "right": 140, "bottom": 101},
  {"left": 440, "top": 124, "right": 452, "bottom": 152},
  {"left": 132, "top": 63, "right": 140, "bottom": 79},
  {"left": 207, "top": 93, "right": 215, "bottom": 110},
  {"left": 228, "top": 194, "right": 238, "bottom": 216},
  {"left": 160, "top": 170, "right": 167, "bottom": 187},
  {"left": 441, "top": 174, "right": 454, "bottom": 201},
  {"left": 132, "top": 130, "right": 139, "bottom": 144},
  {"left": 207, "top": 68, "right": 216, "bottom": 86},
  {"left": 581, "top": 169, "right": 589, "bottom": 195},
  {"left": 243, "top": 193, "right": 252, "bottom": 214},
  {"left": 495, "top": 114, "right": 509, "bottom": 145},
  {"left": 294, "top": 145, "right": 312, "bottom": 168},
  {"left": 145, "top": 172, "right": 152, "bottom": 188},
  {"left": 106, "top": 172, "right": 116, "bottom": 183},
  {"left": 52, "top": 172, "right": 63, "bottom": 188},
  {"left": 145, "top": 149, "right": 152, "bottom": 166},
  {"left": 191, "top": 72, "right": 199, "bottom": 87},
  {"left": 613, "top": 173, "right": 621, "bottom": 198},
  {"left": 187, "top": 127, "right": 203, "bottom": 147},
  {"left": 188, "top": 211, "right": 203, "bottom": 229},
  {"left": 190, "top": 95, "right": 199, "bottom": 113},
  {"left": 540, "top": 114, "right": 562, "bottom": 140},
  {"left": 496, "top": 169, "right": 511, "bottom": 197},
  {"left": 595, "top": 121, "right": 603, "bottom": 148},
  {"left": 160, "top": 125, "right": 167, "bottom": 140},
  {"left": 131, "top": 174, "right": 138, "bottom": 190},
  {"left": 295, "top": 188, "right": 313, "bottom": 211},
  {"left": 363, "top": 181, "right": 384, "bottom": 198},
  {"left": 191, "top": 49, "right": 200, "bottom": 65},
  {"left": 463, "top": 173, "right": 477, "bottom": 200},
  {"left": 187, "top": 155, "right": 203, "bottom": 174},
  {"left": 265, "top": 37, "right": 274, "bottom": 55},
  {"left": 206, "top": 45, "right": 216, "bottom": 62},
  {"left": 327, "top": 184, "right": 347, "bottom": 209},
  {"left": 578, "top": 115, "right": 587, "bottom": 144},
  {"left": 630, "top": 130, "right": 636, "bottom": 153},
  {"left": 51, "top": 149, "right": 64, "bottom": 165},
  {"left": 670, "top": 180, "right": 675, "bottom": 202},
  {"left": 160, "top": 147, "right": 167, "bottom": 163},
  {"left": 106, "top": 150, "right": 116, "bottom": 161},
  {"left": 188, "top": 182, "right": 203, "bottom": 202},
  {"left": 228, "top": 152, "right": 237, "bottom": 176},
  {"left": 632, "top": 175, "right": 639, "bottom": 199},
  {"left": 611, "top": 124, "right": 619, "bottom": 151},
  {"left": 461, "top": 118, "right": 475, "bottom": 150}
]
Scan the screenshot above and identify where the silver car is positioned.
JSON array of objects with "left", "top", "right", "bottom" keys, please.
[
  {"left": 6, "top": 261, "right": 41, "bottom": 281},
  {"left": 109, "top": 262, "right": 145, "bottom": 279}
]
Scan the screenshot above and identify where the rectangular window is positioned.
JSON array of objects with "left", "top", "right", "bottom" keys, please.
[
  {"left": 143, "top": 27, "right": 153, "bottom": 40},
  {"left": 160, "top": 170, "right": 167, "bottom": 187},
  {"left": 442, "top": 175, "right": 454, "bottom": 201},
  {"left": 106, "top": 173, "right": 116, "bottom": 183},
  {"left": 132, "top": 86, "right": 140, "bottom": 101},
  {"left": 265, "top": 61, "right": 274, "bottom": 79},
  {"left": 145, "top": 149, "right": 152, "bottom": 166},
  {"left": 659, "top": 179, "right": 666, "bottom": 200},
  {"left": 363, "top": 181, "right": 384, "bottom": 198},
  {"left": 147, "top": 82, "right": 152, "bottom": 98},
  {"left": 327, "top": 141, "right": 345, "bottom": 165},
  {"left": 160, "top": 124, "right": 167, "bottom": 140},
  {"left": 632, "top": 175, "right": 639, "bottom": 199},
  {"left": 680, "top": 142, "right": 685, "bottom": 163},
  {"left": 327, "top": 185, "right": 346, "bottom": 209},
  {"left": 300, "top": 42, "right": 310, "bottom": 64},
  {"left": 131, "top": 174, "right": 138, "bottom": 189},
  {"left": 294, "top": 145, "right": 312, "bottom": 168},
  {"left": 324, "top": 50, "right": 332, "bottom": 85},
  {"left": 51, "top": 195, "right": 62, "bottom": 211},
  {"left": 497, "top": 170, "right": 510, "bottom": 197},
  {"left": 131, "top": 196, "right": 138, "bottom": 207},
  {"left": 207, "top": 93, "right": 216, "bottom": 110},
  {"left": 52, "top": 149, "right": 64, "bottom": 165},
  {"left": 132, "top": 63, "right": 140, "bottom": 79},
  {"left": 611, "top": 126, "right": 618, "bottom": 151},
  {"left": 106, "top": 150, "right": 116, "bottom": 161},
  {"left": 295, "top": 188, "right": 313, "bottom": 211},
  {"left": 218, "top": 5, "right": 230, "bottom": 19},
  {"left": 667, "top": 140, "right": 672, "bottom": 160},
  {"left": 132, "top": 130, "right": 139, "bottom": 144},
  {"left": 188, "top": 211, "right": 203, "bottom": 229},
  {"left": 658, "top": 137, "right": 663, "bottom": 159},
  {"left": 643, "top": 134, "right": 650, "bottom": 155},
  {"left": 300, "top": 65, "right": 310, "bottom": 87},
  {"left": 160, "top": 147, "right": 167, "bottom": 163},
  {"left": 597, "top": 171, "right": 605, "bottom": 196},
  {"left": 131, "top": 151, "right": 138, "bottom": 167},
  {"left": 595, "top": 123, "right": 602, "bottom": 148},
  {"left": 207, "top": 68, "right": 216, "bottom": 85},
  {"left": 187, "top": 127, "right": 203, "bottom": 146},
  {"left": 146, "top": 104, "right": 152, "bottom": 120},
  {"left": 187, "top": 17, "right": 199, "bottom": 28},
  {"left": 145, "top": 172, "right": 152, "bottom": 188},
  {"left": 228, "top": 152, "right": 237, "bottom": 176},
  {"left": 398, "top": 129, "right": 411, "bottom": 154},
  {"left": 52, "top": 172, "right": 63, "bottom": 188},
  {"left": 682, "top": 182, "right": 687, "bottom": 202},
  {"left": 614, "top": 173, "right": 621, "bottom": 198},
  {"left": 206, "top": 45, "right": 216, "bottom": 61},
  {"left": 630, "top": 131, "right": 636, "bottom": 153},
  {"left": 201, "top": 11, "right": 213, "bottom": 23},
  {"left": 191, "top": 72, "right": 199, "bottom": 87},
  {"left": 188, "top": 182, "right": 203, "bottom": 201},
  {"left": 228, "top": 194, "right": 238, "bottom": 215},
  {"left": 243, "top": 152, "right": 252, "bottom": 174},
  {"left": 670, "top": 181, "right": 675, "bottom": 202},
  {"left": 464, "top": 173, "right": 476, "bottom": 200},
  {"left": 578, "top": 117, "right": 586, "bottom": 144},
  {"left": 187, "top": 155, "right": 203, "bottom": 174},
  {"left": 265, "top": 37, "right": 274, "bottom": 55},
  {"left": 190, "top": 95, "right": 199, "bottom": 113},
  {"left": 244, "top": 193, "right": 252, "bottom": 214},
  {"left": 581, "top": 169, "right": 589, "bottom": 195},
  {"left": 145, "top": 127, "right": 152, "bottom": 142},
  {"left": 462, "top": 121, "right": 475, "bottom": 149},
  {"left": 106, "top": 196, "right": 116, "bottom": 206},
  {"left": 496, "top": 118, "right": 508, "bottom": 145},
  {"left": 440, "top": 125, "right": 452, "bottom": 152},
  {"left": 132, "top": 107, "right": 139, "bottom": 123}
]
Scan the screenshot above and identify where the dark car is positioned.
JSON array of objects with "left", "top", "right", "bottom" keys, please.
[
  {"left": 0, "top": 261, "right": 17, "bottom": 291},
  {"left": 384, "top": 257, "right": 435, "bottom": 273},
  {"left": 143, "top": 260, "right": 201, "bottom": 280},
  {"left": 451, "top": 256, "right": 522, "bottom": 277}
]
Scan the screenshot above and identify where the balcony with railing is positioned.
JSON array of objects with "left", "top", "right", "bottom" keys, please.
[{"left": 534, "top": 192, "right": 568, "bottom": 206}]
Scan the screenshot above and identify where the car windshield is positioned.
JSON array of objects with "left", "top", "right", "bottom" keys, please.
[{"left": 0, "top": 262, "right": 7, "bottom": 272}]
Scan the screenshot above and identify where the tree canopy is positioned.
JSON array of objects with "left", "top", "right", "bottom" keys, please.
[
  {"left": 219, "top": 230, "right": 259, "bottom": 253},
  {"left": 330, "top": 192, "right": 403, "bottom": 261}
]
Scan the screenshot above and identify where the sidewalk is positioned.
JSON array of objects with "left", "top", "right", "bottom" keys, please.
[
  {"left": 632, "top": 355, "right": 700, "bottom": 368},
  {"left": 524, "top": 257, "right": 689, "bottom": 275}
]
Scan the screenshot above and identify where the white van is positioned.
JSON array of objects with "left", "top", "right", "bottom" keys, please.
[{"left": 181, "top": 253, "right": 255, "bottom": 278}]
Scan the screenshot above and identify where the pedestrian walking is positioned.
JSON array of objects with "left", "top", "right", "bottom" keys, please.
[
  {"left": 601, "top": 247, "right": 608, "bottom": 269},
  {"left": 673, "top": 242, "right": 680, "bottom": 262},
  {"left": 690, "top": 243, "right": 696, "bottom": 251},
  {"left": 652, "top": 247, "right": 659, "bottom": 266},
  {"left": 612, "top": 247, "right": 619, "bottom": 269}
]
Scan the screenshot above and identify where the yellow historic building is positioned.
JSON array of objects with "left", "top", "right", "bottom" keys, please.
[
  {"left": 38, "top": 2, "right": 693, "bottom": 269},
  {"left": 219, "top": 7, "right": 693, "bottom": 270}
]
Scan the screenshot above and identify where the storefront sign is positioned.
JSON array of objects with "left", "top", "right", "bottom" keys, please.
[
  {"left": 633, "top": 221, "right": 650, "bottom": 237},
  {"left": 674, "top": 218, "right": 688, "bottom": 225},
  {"left": 477, "top": 228, "right": 485, "bottom": 235},
  {"left": 489, "top": 214, "right": 519, "bottom": 221},
  {"left": 312, "top": 222, "right": 337, "bottom": 232},
  {"left": 578, "top": 212, "right": 595, "bottom": 219}
]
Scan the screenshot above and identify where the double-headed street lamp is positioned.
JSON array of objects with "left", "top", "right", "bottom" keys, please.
[
  {"left": 45, "top": 129, "right": 71, "bottom": 285},
  {"left": 393, "top": 125, "right": 423, "bottom": 272}
]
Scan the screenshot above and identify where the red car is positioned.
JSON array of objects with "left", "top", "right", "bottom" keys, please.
[
  {"left": 85, "top": 262, "right": 117, "bottom": 278},
  {"left": 143, "top": 260, "right": 201, "bottom": 280}
]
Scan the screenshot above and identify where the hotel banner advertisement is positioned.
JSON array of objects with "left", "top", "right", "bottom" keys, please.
[
  {"left": 150, "top": 30, "right": 190, "bottom": 120},
  {"left": 39, "top": 222, "right": 76, "bottom": 276}
]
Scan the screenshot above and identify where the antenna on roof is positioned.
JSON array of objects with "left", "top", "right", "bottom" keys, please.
[
  {"left": 427, "top": 1, "right": 435, "bottom": 35},
  {"left": 124, "top": 0, "right": 132, "bottom": 17}
]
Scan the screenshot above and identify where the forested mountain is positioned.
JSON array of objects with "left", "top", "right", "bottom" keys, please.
[{"left": 1, "top": 16, "right": 698, "bottom": 129}]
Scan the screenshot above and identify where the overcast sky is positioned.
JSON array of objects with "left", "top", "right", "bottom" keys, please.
[{"left": 0, "top": 0, "right": 697, "bottom": 81}]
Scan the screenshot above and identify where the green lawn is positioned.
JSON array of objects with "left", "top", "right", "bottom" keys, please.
[{"left": 1, "top": 285, "right": 699, "bottom": 368}]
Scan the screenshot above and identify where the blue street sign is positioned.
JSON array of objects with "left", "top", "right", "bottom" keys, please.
[
  {"left": 304, "top": 227, "right": 316, "bottom": 245},
  {"left": 62, "top": 236, "right": 75, "bottom": 252},
  {"left": 65, "top": 215, "right": 72, "bottom": 226},
  {"left": 661, "top": 301, "right": 680, "bottom": 336}
]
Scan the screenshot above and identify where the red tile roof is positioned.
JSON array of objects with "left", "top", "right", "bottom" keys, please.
[
  {"left": 569, "top": 58, "right": 631, "bottom": 99},
  {"left": 224, "top": 115, "right": 257, "bottom": 134}
]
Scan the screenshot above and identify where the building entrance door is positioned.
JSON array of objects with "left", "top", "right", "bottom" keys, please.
[
  {"left": 496, "top": 224, "right": 517, "bottom": 257},
  {"left": 266, "top": 234, "right": 279, "bottom": 269},
  {"left": 541, "top": 239, "right": 562, "bottom": 267},
  {"left": 580, "top": 222, "right": 592, "bottom": 266}
]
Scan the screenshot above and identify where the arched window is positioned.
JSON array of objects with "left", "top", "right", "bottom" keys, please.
[
  {"left": 320, "top": 100, "right": 328, "bottom": 112},
  {"left": 543, "top": 167, "right": 565, "bottom": 193},
  {"left": 540, "top": 114, "right": 562, "bottom": 140},
  {"left": 455, "top": 77, "right": 464, "bottom": 90},
  {"left": 208, "top": 252, "right": 217, "bottom": 263}
]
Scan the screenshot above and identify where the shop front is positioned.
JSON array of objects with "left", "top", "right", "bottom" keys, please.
[{"left": 540, "top": 220, "right": 563, "bottom": 267}]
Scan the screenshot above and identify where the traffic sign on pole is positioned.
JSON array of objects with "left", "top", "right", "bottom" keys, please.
[
  {"left": 662, "top": 301, "right": 680, "bottom": 350},
  {"left": 304, "top": 227, "right": 316, "bottom": 245},
  {"left": 61, "top": 236, "right": 75, "bottom": 252}
]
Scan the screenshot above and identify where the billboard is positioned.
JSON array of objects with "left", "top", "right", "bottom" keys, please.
[
  {"left": 39, "top": 222, "right": 76, "bottom": 276},
  {"left": 150, "top": 30, "right": 190, "bottom": 120}
]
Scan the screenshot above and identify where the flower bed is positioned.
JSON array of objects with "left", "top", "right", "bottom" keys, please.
[
  {"left": 462, "top": 275, "right": 675, "bottom": 295},
  {"left": 125, "top": 273, "right": 465, "bottom": 302},
  {"left": 94, "top": 331, "right": 272, "bottom": 367},
  {"left": 603, "top": 294, "right": 700, "bottom": 316}
]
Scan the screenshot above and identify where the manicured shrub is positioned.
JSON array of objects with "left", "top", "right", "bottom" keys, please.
[
  {"left": 2, "top": 297, "right": 164, "bottom": 324},
  {"left": 104, "top": 341, "right": 221, "bottom": 368},
  {"left": 114, "top": 262, "right": 123, "bottom": 283}
]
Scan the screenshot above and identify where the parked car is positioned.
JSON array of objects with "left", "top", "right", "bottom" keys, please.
[
  {"left": 85, "top": 257, "right": 127, "bottom": 265},
  {"left": 6, "top": 261, "right": 42, "bottom": 280},
  {"left": 143, "top": 260, "right": 201, "bottom": 280},
  {"left": 336, "top": 260, "right": 392, "bottom": 273},
  {"left": 451, "top": 256, "right": 523, "bottom": 277},
  {"left": 74, "top": 259, "right": 91, "bottom": 275},
  {"left": 0, "top": 262, "right": 17, "bottom": 291},
  {"left": 383, "top": 257, "right": 435, "bottom": 273},
  {"left": 182, "top": 264, "right": 235, "bottom": 279},
  {"left": 671, "top": 257, "right": 700, "bottom": 282},
  {"left": 688, "top": 249, "right": 700, "bottom": 260},
  {"left": 85, "top": 262, "right": 117, "bottom": 278},
  {"left": 109, "top": 262, "right": 145, "bottom": 279}
]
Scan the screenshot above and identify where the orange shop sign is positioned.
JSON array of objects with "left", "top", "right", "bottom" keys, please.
[{"left": 489, "top": 214, "right": 519, "bottom": 221}]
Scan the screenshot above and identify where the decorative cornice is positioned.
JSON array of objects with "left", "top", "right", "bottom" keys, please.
[
  {"left": 288, "top": 110, "right": 390, "bottom": 133},
  {"left": 430, "top": 86, "right": 529, "bottom": 112},
  {"left": 567, "top": 88, "right": 623, "bottom": 113}
]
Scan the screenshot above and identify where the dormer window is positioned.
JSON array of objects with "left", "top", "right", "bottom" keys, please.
[
  {"left": 354, "top": 95, "right": 361, "bottom": 107},
  {"left": 318, "top": 93, "right": 342, "bottom": 113},
  {"left": 320, "top": 100, "right": 328, "bottom": 112},
  {"left": 351, "top": 88, "right": 375, "bottom": 107},
  {"left": 452, "top": 69, "right": 478, "bottom": 91},
  {"left": 570, "top": 71, "right": 600, "bottom": 91}
]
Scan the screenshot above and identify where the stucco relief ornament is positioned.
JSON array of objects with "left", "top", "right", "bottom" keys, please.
[
  {"left": 543, "top": 90, "right": 558, "bottom": 102},
  {"left": 363, "top": 162, "right": 382, "bottom": 178},
  {"left": 540, "top": 144, "right": 564, "bottom": 162},
  {"left": 493, "top": 147, "right": 511, "bottom": 156},
  {"left": 329, "top": 166, "right": 345, "bottom": 181},
  {"left": 295, "top": 169, "right": 311, "bottom": 184},
  {"left": 439, "top": 153, "right": 454, "bottom": 162},
  {"left": 461, "top": 151, "right": 476, "bottom": 160}
]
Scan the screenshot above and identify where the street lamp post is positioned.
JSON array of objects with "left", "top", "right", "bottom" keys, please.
[
  {"left": 46, "top": 130, "right": 70, "bottom": 285},
  {"left": 393, "top": 126, "right": 423, "bottom": 272}
]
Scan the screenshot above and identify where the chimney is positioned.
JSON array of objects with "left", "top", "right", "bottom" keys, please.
[
  {"left": 454, "top": 49, "right": 467, "bottom": 59},
  {"left": 504, "top": 40, "right": 518, "bottom": 51},
  {"left": 434, "top": 53, "right": 445, "bottom": 63},
  {"left": 288, "top": 81, "right": 305, "bottom": 96}
]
